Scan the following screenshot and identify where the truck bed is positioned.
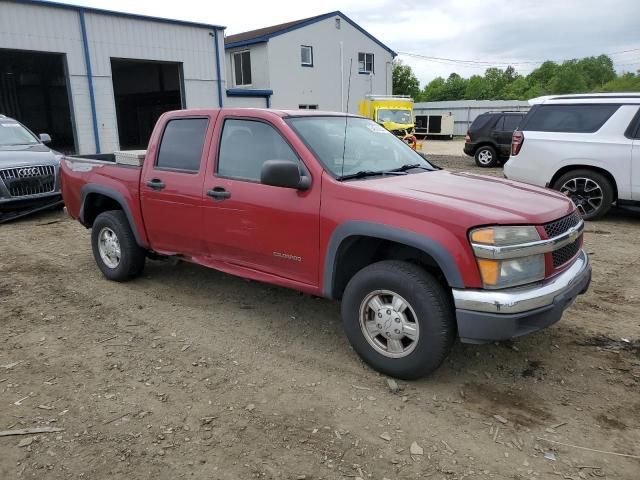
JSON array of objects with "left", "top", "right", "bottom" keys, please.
[{"left": 60, "top": 153, "right": 147, "bottom": 244}]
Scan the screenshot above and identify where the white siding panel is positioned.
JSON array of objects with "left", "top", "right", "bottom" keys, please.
[
  {"left": 184, "top": 80, "right": 219, "bottom": 109},
  {"left": 84, "top": 12, "right": 218, "bottom": 80},
  {"left": 0, "top": 2, "right": 85, "bottom": 74},
  {"left": 1, "top": 2, "right": 225, "bottom": 153},
  {"left": 225, "top": 96, "right": 268, "bottom": 108},
  {"left": 68, "top": 76, "right": 97, "bottom": 154},
  {"left": 266, "top": 16, "right": 394, "bottom": 112}
]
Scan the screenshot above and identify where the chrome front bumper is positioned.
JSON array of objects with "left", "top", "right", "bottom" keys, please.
[{"left": 452, "top": 250, "right": 591, "bottom": 343}]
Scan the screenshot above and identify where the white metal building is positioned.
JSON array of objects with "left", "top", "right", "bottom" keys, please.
[
  {"left": 224, "top": 12, "right": 396, "bottom": 112},
  {"left": 0, "top": 0, "right": 225, "bottom": 154},
  {"left": 414, "top": 100, "right": 531, "bottom": 136}
]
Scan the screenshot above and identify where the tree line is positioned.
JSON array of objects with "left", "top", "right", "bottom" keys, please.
[{"left": 392, "top": 55, "right": 640, "bottom": 102}]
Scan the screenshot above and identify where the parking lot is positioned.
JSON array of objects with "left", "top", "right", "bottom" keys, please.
[{"left": 1, "top": 154, "right": 639, "bottom": 480}]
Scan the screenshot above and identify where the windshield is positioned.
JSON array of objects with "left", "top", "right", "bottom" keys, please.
[
  {"left": 376, "top": 109, "right": 412, "bottom": 124},
  {"left": 286, "top": 116, "right": 434, "bottom": 178},
  {"left": 0, "top": 121, "right": 39, "bottom": 147}
]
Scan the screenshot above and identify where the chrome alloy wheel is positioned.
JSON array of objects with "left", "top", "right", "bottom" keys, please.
[
  {"left": 560, "top": 177, "right": 603, "bottom": 217},
  {"left": 359, "top": 290, "right": 420, "bottom": 358},
  {"left": 98, "top": 227, "right": 121, "bottom": 269},
  {"left": 477, "top": 148, "right": 494, "bottom": 166}
]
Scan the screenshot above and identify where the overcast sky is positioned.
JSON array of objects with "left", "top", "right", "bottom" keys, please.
[{"left": 58, "top": 0, "right": 640, "bottom": 86}]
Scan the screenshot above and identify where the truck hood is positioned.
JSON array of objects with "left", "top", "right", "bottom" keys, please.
[
  {"left": 0, "top": 144, "right": 60, "bottom": 168},
  {"left": 352, "top": 170, "right": 575, "bottom": 225}
]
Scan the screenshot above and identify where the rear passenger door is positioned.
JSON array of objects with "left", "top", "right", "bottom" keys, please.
[{"left": 140, "top": 116, "right": 211, "bottom": 255}]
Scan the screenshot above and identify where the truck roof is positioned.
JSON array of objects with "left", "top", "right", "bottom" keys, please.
[{"left": 163, "top": 108, "right": 362, "bottom": 119}]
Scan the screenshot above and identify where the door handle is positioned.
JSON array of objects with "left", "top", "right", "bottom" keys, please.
[
  {"left": 207, "top": 186, "right": 231, "bottom": 201},
  {"left": 146, "top": 178, "right": 166, "bottom": 190}
]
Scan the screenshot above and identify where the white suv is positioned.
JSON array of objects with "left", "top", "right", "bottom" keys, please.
[{"left": 504, "top": 93, "right": 640, "bottom": 219}]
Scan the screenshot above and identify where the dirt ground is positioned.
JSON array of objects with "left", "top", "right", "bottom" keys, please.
[
  {"left": 1, "top": 156, "right": 639, "bottom": 480},
  {"left": 418, "top": 138, "right": 467, "bottom": 157}
]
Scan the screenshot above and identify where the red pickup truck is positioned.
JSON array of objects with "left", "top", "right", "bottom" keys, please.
[{"left": 61, "top": 108, "right": 591, "bottom": 379}]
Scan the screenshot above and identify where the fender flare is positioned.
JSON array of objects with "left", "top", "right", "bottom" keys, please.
[
  {"left": 79, "top": 184, "right": 147, "bottom": 248},
  {"left": 322, "top": 221, "right": 465, "bottom": 298}
]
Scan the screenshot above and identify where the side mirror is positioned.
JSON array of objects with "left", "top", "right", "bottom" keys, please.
[
  {"left": 260, "top": 160, "right": 310, "bottom": 190},
  {"left": 39, "top": 133, "right": 52, "bottom": 145}
]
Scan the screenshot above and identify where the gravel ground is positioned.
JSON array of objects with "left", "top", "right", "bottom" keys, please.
[{"left": 1, "top": 158, "right": 639, "bottom": 479}]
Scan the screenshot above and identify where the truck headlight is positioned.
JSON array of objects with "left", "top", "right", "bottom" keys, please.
[{"left": 470, "top": 226, "right": 545, "bottom": 289}]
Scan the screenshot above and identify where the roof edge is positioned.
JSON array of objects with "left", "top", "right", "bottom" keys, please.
[
  {"left": 225, "top": 11, "right": 396, "bottom": 56},
  {"left": 14, "top": 0, "right": 226, "bottom": 30},
  {"left": 226, "top": 88, "right": 274, "bottom": 97}
]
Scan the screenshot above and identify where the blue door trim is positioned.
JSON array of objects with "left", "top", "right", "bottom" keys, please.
[
  {"left": 78, "top": 9, "right": 101, "bottom": 153},
  {"left": 212, "top": 30, "right": 224, "bottom": 107}
]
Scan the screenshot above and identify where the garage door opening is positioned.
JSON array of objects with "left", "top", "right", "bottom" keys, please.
[
  {"left": 0, "top": 49, "right": 76, "bottom": 153},
  {"left": 111, "top": 59, "right": 184, "bottom": 150}
]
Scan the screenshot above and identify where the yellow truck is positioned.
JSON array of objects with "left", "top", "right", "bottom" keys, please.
[{"left": 358, "top": 95, "right": 415, "bottom": 136}]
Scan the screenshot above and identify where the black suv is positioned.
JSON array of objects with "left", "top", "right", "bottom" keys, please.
[{"left": 463, "top": 112, "right": 526, "bottom": 167}]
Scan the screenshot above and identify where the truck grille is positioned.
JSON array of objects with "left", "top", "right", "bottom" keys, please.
[
  {"left": 544, "top": 212, "right": 582, "bottom": 268},
  {"left": 552, "top": 238, "right": 581, "bottom": 268},
  {"left": 543, "top": 211, "right": 581, "bottom": 238},
  {"left": 0, "top": 165, "right": 56, "bottom": 197}
]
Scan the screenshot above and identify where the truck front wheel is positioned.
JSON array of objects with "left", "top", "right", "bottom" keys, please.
[
  {"left": 91, "top": 210, "right": 146, "bottom": 282},
  {"left": 341, "top": 260, "right": 455, "bottom": 380}
]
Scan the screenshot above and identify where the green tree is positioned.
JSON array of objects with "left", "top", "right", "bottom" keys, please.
[
  {"left": 464, "top": 75, "right": 490, "bottom": 99},
  {"left": 421, "top": 77, "right": 446, "bottom": 101},
  {"left": 601, "top": 72, "right": 640, "bottom": 92},
  {"left": 402, "top": 53, "right": 633, "bottom": 103},
  {"left": 526, "top": 61, "right": 559, "bottom": 90},
  {"left": 392, "top": 60, "right": 420, "bottom": 99},
  {"left": 547, "top": 61, "right": 587, "bottom": 94},
  {"left": 577, "top": 55, "right": 616, "bottom": 89},
  {"left": 440, "top": 73, "right": 468, "bottom": 100},
  {"left": 502, "top": 77, "right": 530, "bottom": 99}
]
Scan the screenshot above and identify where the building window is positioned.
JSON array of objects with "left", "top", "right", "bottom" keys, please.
[
  {"left": 358, "top": 52, "right": 374, "bottom": 74},
  {"left": 298, "top": 105, "right": 318, "bottom": 110},
  {"left": 335, "top": 18, "right": 341, "bottom": 29},
  {"left": 301, "top": 45, "right": 313, "bottom": 67},
  {"left": 233, "top": 50, "right": 252, "bottom": 86}
]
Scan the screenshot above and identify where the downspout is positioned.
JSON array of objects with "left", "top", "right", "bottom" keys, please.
[
  {"left": 212, "top": 29, "right": 224, "bottom": 107},
  {"left": 78, "top": 9, "right": 101, "bottom": 153}
]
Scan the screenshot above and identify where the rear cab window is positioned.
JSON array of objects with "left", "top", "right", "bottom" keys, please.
[
  {"left": 522, "top": 104, "right": 619, "bottom": 133},
  {"left": 156, "top": 118, "right": 209, "bottom": 172}
]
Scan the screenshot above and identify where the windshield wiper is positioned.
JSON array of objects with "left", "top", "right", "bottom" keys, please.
[
  {"left": 386, "top": 163, "right": 432, "bottom": 173},
  {"left": 337, "top": 170, "right": 408, "bottom": 181}
]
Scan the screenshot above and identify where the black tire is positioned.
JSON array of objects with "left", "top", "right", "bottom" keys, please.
[
  {"left": 341, "top": 260, "right": 455, "bottom": 380},
  {"left": 91, "top": 210, "right": 146, "bottom": 281},
  {"left": 552, "top": 169, "right": 613, "bottom": 220},
  {"left": 474, "top": 145, "right": 498, "bottom": 167}
]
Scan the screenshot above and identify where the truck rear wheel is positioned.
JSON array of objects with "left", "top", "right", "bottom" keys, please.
[
  {"left": 91, "top": 210, "right": 145, "bottom": 282},
  {"left": 341, "top": 260, "right": 455, "bottom": 380}
]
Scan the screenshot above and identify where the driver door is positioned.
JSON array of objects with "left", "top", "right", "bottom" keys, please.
[{"left": 202, "top": 116, "right": 321, "bottom": 286}]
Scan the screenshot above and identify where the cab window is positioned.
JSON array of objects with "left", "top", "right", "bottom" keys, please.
[
  {"left": 156, "top": 118, "right": 208, "bottom": 172},
  {"left": 217, "top": 119, "right": 299, "bottom": 182}
]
